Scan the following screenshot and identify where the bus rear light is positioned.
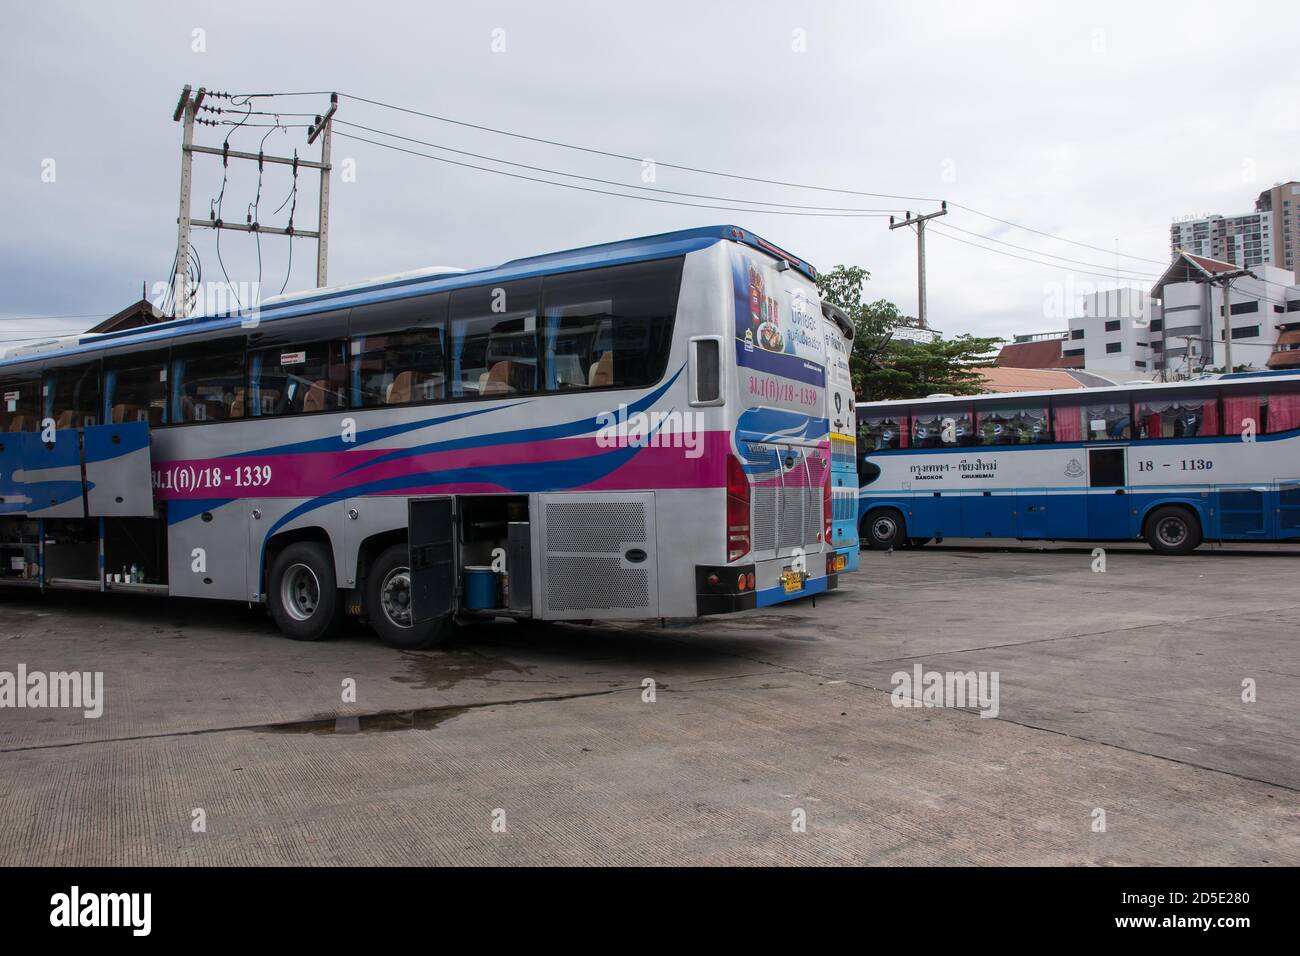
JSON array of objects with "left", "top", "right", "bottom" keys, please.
[
  {"left": 726, "top": 454, "right": 751, "bottom": 562},
  {"left": 823, "top": 470, "right": 833, "bottom": 544},
  {"left": 737, "top": 574, "right": 747, "bottom": 592},
  {"left": 747, "top": 572, "right": 755, "bottom": 590}
]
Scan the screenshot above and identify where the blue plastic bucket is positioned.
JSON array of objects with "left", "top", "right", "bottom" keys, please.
[{"left": 463, "top": 566, "right": 500, "bottom": 610}]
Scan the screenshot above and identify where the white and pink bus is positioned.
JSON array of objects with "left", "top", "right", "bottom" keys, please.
[{"left": 0, "top": 226, "right": 842, "bottom": 647}]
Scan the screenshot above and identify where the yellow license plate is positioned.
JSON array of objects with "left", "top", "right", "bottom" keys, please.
[
  {"left": 781, "top": 571, "right": 804, "bottom": 593},
  {"left": 830, "top": 554, "right": 846, "bottom": 572}
]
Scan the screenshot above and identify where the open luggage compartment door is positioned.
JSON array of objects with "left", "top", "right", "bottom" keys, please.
[
  {"left": 84, "top": 421, "right": 155, "bottom": 516},
  {"left": 21, "top": 430, "right": 85, "bottom": 518},
  {"left": 408, "top": 496, "right": 456, "bottom": 623}
]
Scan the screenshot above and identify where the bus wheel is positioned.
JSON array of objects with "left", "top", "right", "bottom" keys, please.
[
  {"left": 268, "top": 542, "right": 342, "bottom": 641},
  {"left": 863, "top": 508, "right": 906, "bottom": 551},
  {"left": 1144, "top": 506, "right": 1202, "bottom": 556},
  {"left": 366, "top": 543, "right": 453, "bottom": 650}
]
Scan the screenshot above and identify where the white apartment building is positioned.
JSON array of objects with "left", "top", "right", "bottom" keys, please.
[
  {"left": 1170, "top": 212, "right": 1272, "bottom": 270},
  {"left": 1062, "top": 287, "right": 1156, "bottom": 379},
  {"left": 1148, "top": 253, "right": 1300, "bottom": 375},
  {"left": 1170, "top": 181, "right": 1300, "bottom": 279}
]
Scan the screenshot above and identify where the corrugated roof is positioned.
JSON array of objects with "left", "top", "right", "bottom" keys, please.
[
  {"left": 995, "top": 339, "right": 1064, "bottom": 368},
  {"left": 975, "top": 367, "right": 1088, "bottom": 393}
]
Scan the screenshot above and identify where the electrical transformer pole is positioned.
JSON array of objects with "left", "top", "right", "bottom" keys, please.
[
  {"left": 889, "top": 202, "right": 947, "bottom": 329},
  {"left": 171, "top": 85, "right": 205, "bottom": 318}
]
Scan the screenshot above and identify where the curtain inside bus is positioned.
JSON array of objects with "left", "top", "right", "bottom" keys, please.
[
  {"left": 1223, "top": 394, "right": 1262, "bottom": 437},
  {"left": 1135, "top": 395, "right": 1219, "bottom": 438},
  {"left": 1271, "top": 393, "right": 1300, "bottom": 432},
  {"left": 1053, "top": 404, "right": 1084, "bottom": 442}
]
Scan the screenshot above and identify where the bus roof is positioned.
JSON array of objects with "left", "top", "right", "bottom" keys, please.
[
  {"left": 0, "top": 225, "right": 816, "bottom": 372},
  {"left": 859, "top": 371, "right": 1300, "bottom": 409}
]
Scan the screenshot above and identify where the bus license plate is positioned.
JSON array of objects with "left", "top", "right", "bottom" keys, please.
[
  {"left": 781, "top": 571, "right": 803, "bottom": 593},
  {"left": 829, "top": 553, "right": 846, "bottom": 573}
]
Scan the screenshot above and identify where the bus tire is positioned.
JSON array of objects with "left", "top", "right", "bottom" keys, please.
[
  {"left": 863, "top": 508, "right": 906, "bottom": 551},
  {"left": 366, "top": 543, "right": 452, "bottom": 650},
  {"left": 1144, "top": 506, "right": 1202, "bottom": 556},
  {"left": 268, "top": 542, "right": 342, "bottom": 641}
]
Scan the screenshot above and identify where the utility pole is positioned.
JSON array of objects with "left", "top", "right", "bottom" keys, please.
[
  {"left": 171, "top": 85, "right": 204, "bottom": 318},
  {"left": 308, "top": 93, "right": 338, "bottom": 287},
  {"left": 170, "top": 86, "right": 337, "bottom": 317},
  {"left": 889, "top": 202, "right": 947, "bottom": 329},
  {"left": 1191, "top": 267, "right": 1253, "bottom": 373}
]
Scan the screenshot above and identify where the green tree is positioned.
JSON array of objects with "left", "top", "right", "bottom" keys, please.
[{"left": 816, "top": 264, "right": 1002, "bottom": 401}]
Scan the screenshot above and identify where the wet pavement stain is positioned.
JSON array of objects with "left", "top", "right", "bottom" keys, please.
[
  {"left": 257, "top": 706, "right": 470, "bottom": 736},
  {"left": 392, "top": 649, "right": 531, "bottom": 691}
]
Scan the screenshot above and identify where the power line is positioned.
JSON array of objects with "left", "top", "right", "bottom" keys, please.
[
  {"left": 334, "top": 130, "right": 895, "bottom": 219},
  {"left": 927, "top": 224, "right": 1164, "bottom": 283},
  {"left": 947, "top": 201, "right": 1169, "bottom": 266},
  {"left": 243, "top": 89, "right": 1292, "bottom": 286},
  {"left": 333, "top": 119, "right": 905, "bottom": 214},
  {"left": 336, "top": 92, "right": 939, "bottom": 205},
  {"left": 324, "top": 90, "right": 1169, "bottom": 265},
  {"left": 937, "top": 221, "right": 1162, "bottom": 279},
  {"left": 0, "top": 313, "right": 109, "bottom": 322}
]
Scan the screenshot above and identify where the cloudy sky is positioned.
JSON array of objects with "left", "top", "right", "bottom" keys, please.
[{"left": 2, "top": 0, "right": 1297, "bottom": 350}]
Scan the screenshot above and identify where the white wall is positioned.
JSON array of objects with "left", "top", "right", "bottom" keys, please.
[{"left": 1066, "top": 288, "right": 1155, "bottom": 378}]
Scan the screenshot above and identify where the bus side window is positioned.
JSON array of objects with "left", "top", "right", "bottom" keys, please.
[
  {"left": 448, "top": 279, "right": 541, "bottom": 399},
  {"left": 249, "top": 341, "right": 348, "bottom": 417},
  {"left": 104, "top": 350, "right": 170, "bottom": 426},
  {"left": 172, "top": 341, "right": 246, "bottom": 423},
  {"left": 539, "top": 259, "right": 681, "bottom": 392},
  {"left": 859, "top": 412, "right": 908, "bottom": 450},
  {"left": 977, "top": 405, "right": 1049, "bottom": 445},
  {"left": 1052, "top": 403, "right": 1084, "bottom": 441},
  {"left": 912, "top": 405, "right": 973, "bottom": 448},
  {"left": 45, "top": 361, "right": 101, "bottom": 429},
  {"left": 1263, "top": 384, "right": 1300, "bottom": 434},
  {"left": 349, "top": 293, "right": 448, "bottom": 407},
  {"left": 1223, "top": 391, "right": 1265, "bottom": 437},
  {"left": 1055, "top": 400, "right": 1129, "bottom": 441},
  {"left": 0, "top": 379, "right": 41, "bottom": 432},
  {"left": 1134, "top": 389, "right": 1219, "bottom": 439}
]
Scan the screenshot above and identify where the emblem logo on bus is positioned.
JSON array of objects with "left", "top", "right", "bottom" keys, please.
[{"left": 1065, "top": 458, "right": 1084, "bottom": 478}]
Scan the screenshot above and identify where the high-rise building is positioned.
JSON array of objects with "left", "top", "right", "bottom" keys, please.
[
  {"left": 1254, "top": 182, "right": 1300, "bottom": 277},
  {"left": 1170, "top": 181, "right": 1300, "bottom": 279}
]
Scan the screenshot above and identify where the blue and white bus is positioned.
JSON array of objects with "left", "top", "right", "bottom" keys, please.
[
  {"left": 855, "top": 373, "right": 1300, "bottom": 554},
  {"left": 823, "top": 304, "right": 859, "bottom": 573},
  {"left": 0, "top": 226, "right": 842, "bottom": 648}
]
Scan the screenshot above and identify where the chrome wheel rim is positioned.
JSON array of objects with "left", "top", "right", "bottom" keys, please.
[
  {"left": 380, "top": 567, "right": 413, "bottom": 628},
  {"left": 872, "top": 516, "right": 897, "bottom": 543},
  {"left": 281, "top": 563, "right": 320, "bottom": 622}
]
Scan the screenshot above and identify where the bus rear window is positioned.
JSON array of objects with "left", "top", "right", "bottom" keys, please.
[{"left": 539, "top": 259, "right": 680, "bottom": 392}]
